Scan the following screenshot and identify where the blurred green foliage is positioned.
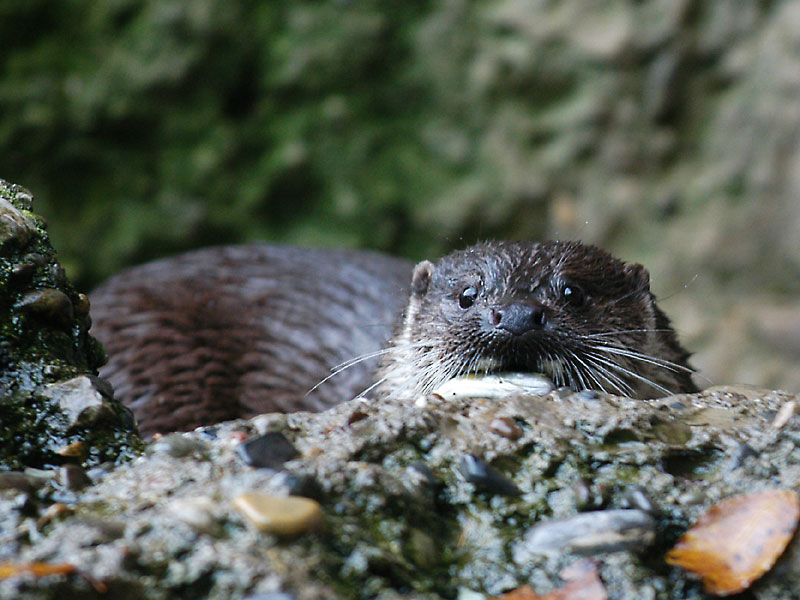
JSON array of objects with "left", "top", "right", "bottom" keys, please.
[{"left": 2, "top": 0, "right": 502, "bottom": 288}]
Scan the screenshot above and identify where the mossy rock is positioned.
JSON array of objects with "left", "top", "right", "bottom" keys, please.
[{"left": 0, "top": 179, "right": 142, "bottom": 469}]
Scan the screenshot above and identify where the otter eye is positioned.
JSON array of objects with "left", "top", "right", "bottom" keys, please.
[
  {"left": 560, "top": 282, "right": 586, "bottom": 307},
  {"left": 458, "top": 286, "right": 479, "bottom": 309}
]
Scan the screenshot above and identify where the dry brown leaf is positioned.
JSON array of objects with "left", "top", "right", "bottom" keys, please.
[
  {"left": 666, "top": 489, "right": 800, "bottom": 596},
  {"left": 0, "top": 562, "right": 106, "bottom": 592}
]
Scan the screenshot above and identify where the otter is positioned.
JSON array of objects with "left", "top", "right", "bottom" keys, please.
[
  {"left": 89, "top": 241, "right": 697, "bottom": 435},
  {"left": 375, "top": 240, "right": 696, "bottom": 400}
]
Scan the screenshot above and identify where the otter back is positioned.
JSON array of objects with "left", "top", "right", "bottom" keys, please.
[{"left": 90, "top": 245, "right": 412, "bottom": 435}]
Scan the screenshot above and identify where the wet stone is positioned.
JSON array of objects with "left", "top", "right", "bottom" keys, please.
[
  {"left": 237, "top": 432, "right": 299, "bottom": 469},
  {"left": 460, "top": 454, "right": 521, "bottom": 497},
  {"left": 233, "top": 493, "right": 324, "bottom": 536},
  {"left": 14, "top": 288, "right": 74, "bottom": 328},
  {"left": 0, "top": 198, "right": 37, "bottom": 248},
  {"left": 41, "top": 376, "right": 116, "bottom": 429},
  {"left": 512, "top": 509, "right": 656, "bottom": 563}
]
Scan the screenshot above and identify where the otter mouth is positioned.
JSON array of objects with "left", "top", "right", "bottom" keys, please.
[{"left": 467, "top": 354, "right": 556, "bottom": 385}]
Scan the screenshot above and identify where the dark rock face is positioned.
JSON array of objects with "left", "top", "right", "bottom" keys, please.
[{"left": 0, "top": 179, "right": 141, "bottom": 469}]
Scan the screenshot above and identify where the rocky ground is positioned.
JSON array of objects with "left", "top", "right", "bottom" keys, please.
[{"left": 2, "top": 385, "right": 800, "bottom": 600}]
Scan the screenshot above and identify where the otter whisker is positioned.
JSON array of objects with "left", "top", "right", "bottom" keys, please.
[
  {"left": 595, "top": 357, "right": 674, "bottom": 397},
  {"left": 580, "top": 352, "right": 637, "bottom": 396},
  {"left": 307, "top": 341, "right": 433, "bottom": 396},
  {"left": 587, "top": 342, "right": 697, "bottom": 375}
]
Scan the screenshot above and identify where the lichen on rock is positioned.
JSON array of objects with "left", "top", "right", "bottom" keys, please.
[{"left": 0, "top": 178, "right": 141, "bottom": 469}]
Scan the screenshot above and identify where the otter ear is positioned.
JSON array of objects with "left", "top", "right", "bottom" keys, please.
[
  {"left": 623, "top": 262, "right": 650, "bottom": 290},
  {"left": 411, "top": 260, "right": 434, "bottom": 297}
]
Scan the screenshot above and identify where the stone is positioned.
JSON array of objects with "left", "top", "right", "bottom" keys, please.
[
  {"left": 56, "top": 465, "right": 92, "bottom": 491},
  {"left": 236, "top": 432, "right": 299, "bottom": 469},
  {"left": 40, "top": 376, "right": 116, "bottom": 429},
  {"left": 460, "top": 454, "right": 521, "bottom": 497},
  {"left": 0, "top": 198, "right": 37, "bottom": 249},
  {"left": 233, "top": 493, "right": 324, "bottom": 536},
  {"left": 512, "top": 509, "right": 656, "bottom": 563},
  {"left": 14, "top": 288, "right": 74, "bottom": 329}
]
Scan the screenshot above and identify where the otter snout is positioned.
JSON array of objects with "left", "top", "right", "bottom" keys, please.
[{"left": 490, "top": 302, "right": 547, "bottom": 336}]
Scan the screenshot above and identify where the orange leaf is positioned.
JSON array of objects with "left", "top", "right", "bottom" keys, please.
[
  {"left": 666, "top": 489, "right": 800, "bottom": 596},
  {"left": 0, "top": 562, "right": 107, "bottom": 593}
]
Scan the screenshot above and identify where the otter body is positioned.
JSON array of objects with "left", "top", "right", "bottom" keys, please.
[
  {"left": 90, "top": 245, "right": 412, "bottom": 435},
  {"left": 90, "top": 241, "right": 697, "bottom": 435}
]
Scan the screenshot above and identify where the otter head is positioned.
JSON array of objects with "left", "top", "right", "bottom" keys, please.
[{"left": 380, "top": 240, "right": 696, "bottom": 399}]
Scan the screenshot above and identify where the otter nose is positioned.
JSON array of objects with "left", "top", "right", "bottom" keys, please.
[{"left": 490, "top": 302, "right": 547, "bottom": 335}]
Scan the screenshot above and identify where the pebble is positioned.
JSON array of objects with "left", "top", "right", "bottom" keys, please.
[
  {"left": 0, "top": 197, "right": 37, "bottom": 248},
  {"left": 150, "top": 433, "right": 208, "bottom": 459},
  {"left": 271, "top": 471, "right": 325, "bottom": 502},
  {"left": 40, "top": 376, "right": 116, "bottom": 428},
  {"left": 512, "top": 509, "right": 656, "bottom": 563},
  {"left": 489, "top": 417, "right": 523, "bottom": 440},
  {"left": 620, "top": 488, "right": 655, "bottom": 513},
  {"left": 233, "top": 493, "right": 323, "bottom": 536},
  {"left": 14, "top": 288, "right": 74, "bottom": 328},
  {"left": 56, "top": 464, "right": 92, "bottom": 491},
  {"left": 166, "top": 496, "right": 219, "bottom": 533},
  {"left": 237, "top": 432, "right": 299, "bottom": 469},
  {"left": 460, "top": 454, "right": 521, "bottom": 496}
]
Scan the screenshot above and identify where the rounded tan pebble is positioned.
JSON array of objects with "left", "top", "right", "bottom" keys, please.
[{"left": 233, "top": 492, "right": 324, "bottom": 536}]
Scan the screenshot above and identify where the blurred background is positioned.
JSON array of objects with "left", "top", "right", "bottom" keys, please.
[{"left": 2, "top": 0, "right": 799, "bottom": 392}]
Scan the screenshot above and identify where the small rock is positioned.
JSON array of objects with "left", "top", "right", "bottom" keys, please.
[
  {"left": 56, "top": 465, "right": 92, "bottom": 491},
  {"left": 576, "top": 390, "right": 602, "bottom": 401},
  {"left": 512, "top": 509, "right": 656, "bottom": 562},
  {"left": 489, "top": 417, "right": 523, "bottom": 440},
  {"left": 237, "top": 432, "right": 299, "bottom": 469},
  {"left": 405, "top": 462, "right": 438, "bottom": 488},
  {"left": 620, "top": 488, "right": 655, "bottom": 513},
  {"left": 150, "top": 433, "right": 208, "bottom": 458},
  {"left": 166, "top": 496, "right": 220, "bottom": 534},
  {"left": 271, "top": 472, "right": 325, "bottom": 502},
  {"left": 14, "top": 288, "right": 74, "bottom": 328},
  {"left": 0, "top": 198, "right": 37, "bottom": 249},
  {"left": 233, "top": 493, "right": 324, "bottom": 536},
  {"left": 40, "top": 376, "right": 117, "bottom": 429},
  {"left": 460, "top": 454, "right": 521, "bottom": 496}
]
